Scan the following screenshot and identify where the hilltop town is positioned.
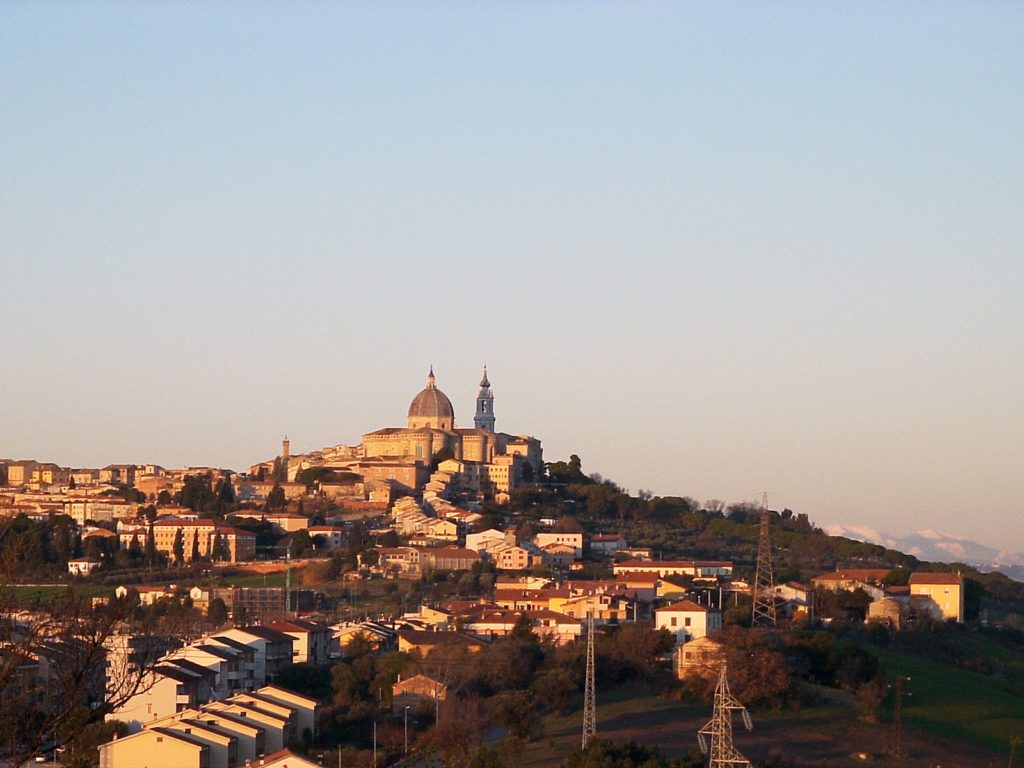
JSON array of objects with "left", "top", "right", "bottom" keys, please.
[{"left": 2, "top": 370, "right": 1023, "bottom": 768}]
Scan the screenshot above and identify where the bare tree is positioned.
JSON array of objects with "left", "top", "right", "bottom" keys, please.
[{"left": 0, "top": 588, "right": 159, "bottom": 765}]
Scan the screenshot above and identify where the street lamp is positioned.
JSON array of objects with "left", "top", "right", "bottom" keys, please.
[{"left": 404, "top": 705, "right": 411, "bottom": 754}]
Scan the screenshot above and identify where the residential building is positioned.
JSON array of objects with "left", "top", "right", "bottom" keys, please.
[
  {"left": 266, "top": 620, "right": 332, "bottom": 665},
  {"left": 590, "top": 533, "right": 628, "bottom": 556},
  {"left": 674, "top": 636, "right": 725, "bottom": 680},
  {"left": 534, "top": 532, "right": 584, "bottom": 557},
  {"left": 98, "top": 726, "right": 210, "bottom": 768},
  {"left": 392, "top": 674, "right": 448, "bottom": 715},
  {"left": 613, "top": 560, "right": 734, "bottom": 579},
  {"left": 655, "top": 600, "right": 722, "bottom": 644},
  {"left": 908, "top": 572, "right": 964, "bottom": 623}
]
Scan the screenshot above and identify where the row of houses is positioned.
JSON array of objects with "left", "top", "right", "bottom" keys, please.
[
  {"left": 99, "top": 687, "right": 319, "bottom": 768},
  {"left": 108, "top": 621, "right": 330, "bottom": 733},
  {"left": 812, "top": 568, "right": 965, "bottom": 624}
]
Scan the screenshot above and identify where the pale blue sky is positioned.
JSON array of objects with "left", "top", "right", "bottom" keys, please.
[{"left": 1, "top": 4, "right": 1022, "bottom": 549}]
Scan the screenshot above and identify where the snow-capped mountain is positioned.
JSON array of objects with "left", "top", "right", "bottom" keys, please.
[{"left": 823, "top": 524, "right": 1024, "bottom": 575}]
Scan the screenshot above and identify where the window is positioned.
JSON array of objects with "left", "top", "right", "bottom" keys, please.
[
  {"left": 670, "top": 617, "right": 677, "bottom": 627},
  {"left": 684, "top": 617, "right": 692, "bottom": 627}
]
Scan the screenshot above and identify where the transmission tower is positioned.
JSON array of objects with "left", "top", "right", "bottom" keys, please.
[
  {"left": 582, "top": 612, "right": 597, "bottom": 749},
  {"left": 751, "top": 494, "right": 777, "bottom": 628},
  {"left": 698, "top": 665, "right": 753, "bottom": 768}
]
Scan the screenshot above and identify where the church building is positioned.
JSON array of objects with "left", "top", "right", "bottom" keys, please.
[
  {"left": 361, "top": 367, "right": 542, "bottom": 485},
  {"left": 253, "top": 368, "right": 542, "bottom": 498}
]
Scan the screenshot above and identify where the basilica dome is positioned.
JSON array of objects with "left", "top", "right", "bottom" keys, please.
[{"left": 408, "top": 367, "right": 455, "bottom": 430}]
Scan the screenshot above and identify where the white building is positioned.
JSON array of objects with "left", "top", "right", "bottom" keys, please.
[{"left": 654, "top": 599, "right": 721, "bottom": 644}]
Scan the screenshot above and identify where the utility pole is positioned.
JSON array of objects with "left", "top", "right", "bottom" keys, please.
[
  {"left": 891, "top": 675, "right": 910, "bottom": 757},
  {"left": 751, "top": 493, "right": 776, "bottom": 629},
  {"left": 698, "top": 665, "right": 753, "bottom": 768},
  {"left": 582, "top": 612, "right": 597, "bottom": 749}
]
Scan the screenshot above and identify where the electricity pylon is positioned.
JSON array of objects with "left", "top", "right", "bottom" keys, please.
[
  {"left": 751, "top": 495, "right": 777, "bottom": 628},
  {"left": 582, "top": 612, "right": 597, "bottom": 749},
  {"left": 698, "top": 665, "right": 753, "bottom": 768}
]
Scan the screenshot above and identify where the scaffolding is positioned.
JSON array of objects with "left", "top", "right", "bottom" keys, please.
[{"left": 698, "top": 665, "right": 753, "bottom": 768}]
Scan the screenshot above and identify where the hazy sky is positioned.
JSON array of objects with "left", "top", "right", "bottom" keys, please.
[{"left": 2, "top": 4, "right": 1022, "bottom": 550}]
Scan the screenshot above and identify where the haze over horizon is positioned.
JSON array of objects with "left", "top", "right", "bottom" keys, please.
[{"left": 2, "top": 5, "right": 1022, "bottom": 551}]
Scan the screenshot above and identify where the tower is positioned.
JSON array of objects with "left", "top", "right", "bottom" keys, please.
[
  {"left": 582, "top": 612, "right": 597, "bottom": 749},
  {"left": 281, "top": 436, "right": 290, "bottom": 460},
  {"left": 698, "top": 665, "right": 753, "bottom": 768},
  {"left": 474, "top": 366, "right": 495, "bottom": 432},
  {"left": 751, "top": 495, "right": 777, "bottom": 629}
]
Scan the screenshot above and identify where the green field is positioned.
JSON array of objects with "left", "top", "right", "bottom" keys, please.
[
  {"left": 514, "top": 677, "right": 1005, "bottom": 768},
  {"left": 2, "top": 582, "right": 112, "bottom": 607},
  {"left": 873, "top": 646, "right": 1024, "bottom": 754}
]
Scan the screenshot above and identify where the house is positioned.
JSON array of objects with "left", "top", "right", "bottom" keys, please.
[
  {"left": 612, "top": 560, "right": 734, "bottom": 579},
  {"left": 460, "top": 608, "right": 582, "bottom": 645},
  {"left": 620, "top": 547, "right": 653, "bottom": 560},
  {"left": 655, "top": 600, "right": 721, "bottom": 644},
  {"left": 116, "top": 585, "right": 177, "bottom": 607},
  {"left": 534, "top": 532, "right": 583, "bottom": 557},
  {"left": 106, "top": 665, "right": 206, "bottom": 732},
  {"left": 674, "top": 636, "right": 725, "bottom": 680},
  {"left": 465, "top": 528, "right": 508, "bottom": 553},
  {"left": 202, "top": 700, "right": 291, "bottom": 752},
  {"left": 97, "top": 726, "right": 210, "bottom": 768},
  {"left": 266, "top": 619, "right": 332, "bottom": 665},
  {"left": 490, "top": 543, "right": 533, "bottom": 571},
  {"left": 154, "top": 718, "right": 238, "bottom": 768},
  {"left": 773, "top": 582, "right": 811, "bottom": 617},
  {"left": 392, "top": 674, "right": 448, "bottom": 714},
  {"left": 396, "top": 630, "right": 486, "bottom": 656},
  {"left": 590, "top": 533, "right": 627, "bottom": 556},
  {"left": 811, "top": 569, "right": 892, "bottom": 596},
  {"left": 333, "top": 620, "right": 399, "bottom": 654},
  {"left": 377, "top": 546, "right": 422, "bottom": 577},
  {"left": 256, "top": 685, "right": 319, "bottom": 741},
  {"left": 560, "top": 592, "right": 637, "bottom": 624},
  {"left": 539, "top": 542, "right": 577, "bottom": 567},
  {"left": 307, "top": 525, "right": 345, "bottom": 549},
  {"left": 254, "top": 749, "right": 322, "bottom": 768},
  {"left": 421, "top": 546, "right": 480, "bottom": 572},
  {"left": 909, "top": 572, "right": 964, "bottom": 623},
  {"left": 773, "top": 582, "right": 810, "bottom": 604},
  {"left": 68, "top": 558, "right": 101, "bottom": 576},
  {"left": 867, "top": 597, "right": 909, "bottom": 629},
  {"left": 164, "top": 643, "right": 248, "bottom": 700},
  {"left": 168, "top": 709, "right": 266, "bottom": 764},
  {"left": 212, "top": 626, "right": 296, "bottom": 684}
]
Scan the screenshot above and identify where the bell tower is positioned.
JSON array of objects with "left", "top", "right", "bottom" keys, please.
[{"left": 474, "top": 366, "right": 496, "bottom": 432}]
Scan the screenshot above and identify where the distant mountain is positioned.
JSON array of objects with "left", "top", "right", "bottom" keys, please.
[{"left": 824, "top": 524, "right": 1024, "bottom": 578}]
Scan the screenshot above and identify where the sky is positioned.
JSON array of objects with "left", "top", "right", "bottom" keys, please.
[{"left": 1, "top": 3, "right": 1022, "bottom": 551}]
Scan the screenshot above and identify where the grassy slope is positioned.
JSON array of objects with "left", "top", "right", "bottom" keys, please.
[
  {"left": 874, "top": 645, "right": 1024, "bottom": 754},
  {"left": 517, "top": 676, "right": 1007, "bottom": 768}
]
